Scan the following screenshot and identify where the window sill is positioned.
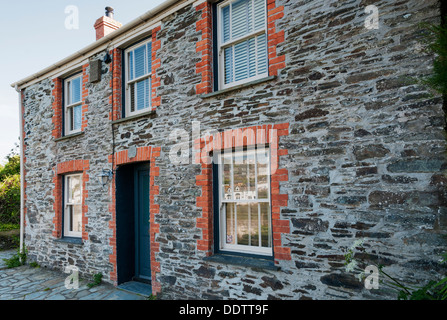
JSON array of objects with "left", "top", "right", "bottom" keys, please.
[
  {"left": 54, "top": 131, "right": 84, "bottom": 142},
  {"left": 200, "top": 76, "right": 276, "bottom": 99},
  {"left": 111, "top": 110, "right": 156, "bottom": 125},
  {"left": 204, "top": 253, "right": 280, "bottom": 271},
  {"left": 53, "top": 237, "right": 83, "bottom": 246}
]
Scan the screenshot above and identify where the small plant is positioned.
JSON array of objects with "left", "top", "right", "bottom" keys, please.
[
  {"left": 29, "top": 261, "right": 39, "bottom": 268},
  {"left": 343, "top": 240, "right": 447, "bottom": 300},
  {"left": 87, "top": 273, "right": 103, "bottom": 288},
  {"left": 2, "top": 246, "right": 27, "bottom": 268},
  {"left": 147, "top": 294, "right": 157, "bottom": 300}
]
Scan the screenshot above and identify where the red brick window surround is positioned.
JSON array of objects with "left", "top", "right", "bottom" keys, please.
[
  {"left": 107, "top": 146, "right": 161, "bottom": 294},
  {"left": 195, "top": 0, "right": 285, "bottom": 94},
  {"left": 112, "top": 26, "right": 162, "bottom": 120},
  {"left": 51, "top": 64, "right": 89, "bottom": 139},
  {"left": 195, "top": 123, "right": 291, "bottom": 264},
  {"left": 52, "top": 160, "right": 90, "bottom": 241}
]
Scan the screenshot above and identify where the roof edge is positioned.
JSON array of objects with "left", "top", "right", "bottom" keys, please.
[{"left": 10, "top": 0, "right": 183, "bottom": 90}]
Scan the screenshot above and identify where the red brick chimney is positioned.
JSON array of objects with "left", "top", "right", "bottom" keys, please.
[{"left": 94, "top": 7, "right": 122, "bottom": 41}]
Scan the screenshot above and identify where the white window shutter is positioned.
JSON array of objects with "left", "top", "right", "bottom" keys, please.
[
  {"left": 71, "top": 77, "right": 81, "bottom": 104},
  {"left": 134, "top": 45, "right": 146, "bottom": 79}
]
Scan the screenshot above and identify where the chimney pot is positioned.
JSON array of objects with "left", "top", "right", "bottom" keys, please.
[{"left": 105, "top": 7, "right": 114, "bottom": 19}]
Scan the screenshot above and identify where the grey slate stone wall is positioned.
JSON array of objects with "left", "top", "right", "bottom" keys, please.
[{"left": 22, "top": 0, "right": 447, "bottom": 299}]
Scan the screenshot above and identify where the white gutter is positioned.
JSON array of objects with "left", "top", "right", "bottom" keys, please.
[
  {"left": 14, "top": 84, "right": 25, "bottom": 256},
  {"left": 10, "top": 0, "right": 184, "bottom": 90}
]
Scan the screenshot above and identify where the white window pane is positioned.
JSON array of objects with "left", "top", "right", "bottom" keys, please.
[
  {"left": 70, "top": 77, "right": 81, "bottom": 104},
  {"left": 134, "top": 45, "right": 147, "bottom": 79},
  {"left": 223, "top": 162, "right": 232, "bottom": 200},
  {"left": 233, "top": 152, "right": 248, "bottom": 200},
  {"left": 70, "top": 204, "right": 82, "bottom": 233},
  {"left": 147, "top": 42, "right": 152, "bottom": 74},
  {"left": 260, "top": 202, "right": 270, "bottom": 247},
  {"left": 222, "top": 5, "right": 231, "bottom": 43},
  {"left": 146, "top": 77, "right": 151, "bottom": 109},
  {"left": 253, "top": 0, "right": 266, "bottom": 31},
  {"left": 248, "top": 37, "right": 257, "bottom": 78},
  {"left": 257, "top": 148, "right": 269, "bottom": 199},
  {"left": 225, "top": 203, "right": 235, "bottom": 244},
  {"left": 231, "top": 0, "right": 252, "bottom": 39},
  {"left": 68, "top": 175, "right": 81, "bottom": 204},
  {"left": 236, "top": 203, "right": 249, "bottom": 245},
  {"left": 224, "top": 47, "right": 234, "bottom": 84},
  {"left": 129, "top": 82, "right": 136, "bottom": 112},
  {"left": 69, "top": 107, "right": 74, "bottom": 132},
  {"left": 234, "top": 40, "right": 250, "bottom": 82},
  {"left": 73, "top": 105, "right": 82, "bottom": 131},
  {"left": 128, "top": 51, "right": 134, "bottom": 81},
  {"left": 249, "top": 203, "right": 259, "bottom": 246},
  {"left": 247, "top": 151, "right": 256, "bottom": 198},
  {"left": 256, "top": 33, "right": 268, "bottom": 75},
  {"left": 136, "top": 78, "right": 150, "bottom": 111}
]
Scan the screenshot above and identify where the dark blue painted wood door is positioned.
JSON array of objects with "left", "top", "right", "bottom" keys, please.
[{"left": 135, "top": 166, "right": 151, "bottom": 281}]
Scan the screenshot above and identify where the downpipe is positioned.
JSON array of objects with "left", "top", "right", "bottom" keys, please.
[{"left": 14, "top": 84, "right": 25, "bottom": 257}]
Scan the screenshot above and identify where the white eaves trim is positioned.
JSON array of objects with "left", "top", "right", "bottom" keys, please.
[
  {"left": 192, "top": 0, "right": 207, "bottom": 7},
  {"left": 11, "top": 0, "right": 196, "bottom": 90}
]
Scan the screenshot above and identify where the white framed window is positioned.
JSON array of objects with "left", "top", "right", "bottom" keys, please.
[
  {"left": 64, "top": 74, "right": 83, "bottom": 135},
  {"left": 217, "top": 147, "right": 272, "bottom": 256},
  {"left": 217, "top": 0, "right": 268, "bottom": 90},
  {"left": 124, "top": 39, "right": 152, "bottom": 116},
  {"left": 64, "top": 173, "right": 82, "bottom": 238}
]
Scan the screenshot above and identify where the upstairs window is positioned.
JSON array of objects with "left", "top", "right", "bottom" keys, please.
[
  {"left": 125, "top": 39, "right": 152, "bottom": 116},
  {"left": 64, "top": 74, "right": 82, "bottom": 135},
  {"left": 217, "top": 0, "right": 268, "bottom": 90},
  {"left": 64, "top": 173, "right": 82, "bottom": 238}
]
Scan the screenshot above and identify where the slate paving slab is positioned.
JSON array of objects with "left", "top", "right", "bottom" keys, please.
[{"left": 0, "top": 249, "right": 148, "bottom": 300}]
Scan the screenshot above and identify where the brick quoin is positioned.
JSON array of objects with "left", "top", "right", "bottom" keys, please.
[
  {"left": 81, "top": 64, "right": 89, "bottom": 131},
  {"left": 108, "top": 146, "right": 161, "bottom": 294},
  {"left": 267, "top": 0, "right": 286, "bottom": 76},
  {"left": 195, "top": 1, "right": 213, "bottom": 95},
  {"left": 195, "top": 123, "right": 291, "bottom": 263},
  {"left": 151, "top": 26, "right": 162, "bottom": 110},
  {"left": 109, "top": 48, "right": 122, "bottom": 121},
  {"left": 51, "top": 78, "right": 63, "bottom": 139},
  {"left": 52, "top": 160, "right": 90, "bottom": 241}
]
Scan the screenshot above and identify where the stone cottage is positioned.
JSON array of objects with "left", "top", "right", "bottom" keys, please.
[{"left": 10, "top": 0, "right": 447, "bottom": 299}]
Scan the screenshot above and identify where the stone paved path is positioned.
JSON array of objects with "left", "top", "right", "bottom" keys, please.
[{"left": 0, "top": 249, "right": 147, "bottom": 300}]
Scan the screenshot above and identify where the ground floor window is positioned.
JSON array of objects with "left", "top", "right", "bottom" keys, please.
[
  {"left": 216, "top": 147, "right": 272, "bottom": 256},
  {"left": 64, "top": 173, "right": 82, "bottom": 238}
]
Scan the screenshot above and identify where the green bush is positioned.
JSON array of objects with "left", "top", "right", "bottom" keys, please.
[
  {"left": 0, "top": 174, "right": 20, "bottom": 225},
  {"left": 0, "top": 155, "right": 20, "bottom": 182}
]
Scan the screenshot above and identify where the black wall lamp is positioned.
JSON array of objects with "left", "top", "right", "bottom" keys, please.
[{"left": 100, "top": 169, "right": 114, "bottom": 186}]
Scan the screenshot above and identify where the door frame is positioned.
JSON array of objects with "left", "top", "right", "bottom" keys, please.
[
  {"left": 133, "top": 163, "right": 151, "bottom": 283},
  {"left": 116, "top": 162, "right": 151, "bottom": 285}
]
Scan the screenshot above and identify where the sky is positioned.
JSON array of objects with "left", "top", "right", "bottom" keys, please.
[{"left": 0, "top": 0, "right": 166, "bottom": 164}]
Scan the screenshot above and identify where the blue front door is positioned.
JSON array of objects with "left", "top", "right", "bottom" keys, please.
[{"left": 135, "top": 164, "right": 151, "bottom": 282}]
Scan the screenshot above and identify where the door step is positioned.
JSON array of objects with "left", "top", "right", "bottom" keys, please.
[{"left": 118, "top": 281, "right": 152, "bottom": 298}]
